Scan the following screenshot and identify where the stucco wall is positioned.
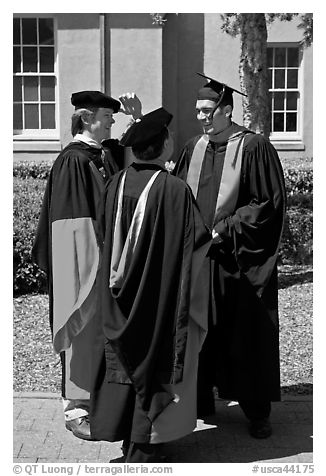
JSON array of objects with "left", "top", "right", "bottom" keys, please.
[
  {"left": 163, "top": 13, "right": 313, "bottom": 160},
  {"left": 302, "top": 46, "right": 313, "bottom": 159},
  {"left": 13, "top": 13, "right": 313, "bottom": 162},
  {"left": 203, "top": 14, "right": 243, "bottom": 125},
  {"left": 166, "top": 13, "right": 206, "bottom": 157},
  {"left": 57, "top": 14, "right": 102, "bottom": 148},
  {"left": 106, "top": 13, "right": 163, "bottom": 143}
]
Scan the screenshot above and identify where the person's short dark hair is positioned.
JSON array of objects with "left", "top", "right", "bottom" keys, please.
[
  {"left": 132, "top": 127, "right": 169, "bottom": 161},
  {"left": 218, "top": 93, "right": 233, "bottom": 109}
]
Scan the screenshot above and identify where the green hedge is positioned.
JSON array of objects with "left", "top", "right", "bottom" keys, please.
[
  {"left": 283, "top": 168, "right": 313, "bottom": 196},
  {"left": 279, "top": 207, "right": 313, "bottom": 265},
  {"left": 279, "top": 167, "right": 313, "bottom": 265},
  {"left": 13, "top": 160, "right": 52, "bottom": 179},
  {"left": 13, "top": 175, "right": 48, "bottom": 295},
  {"left": 13, "top": 161, "right": 313, "bottom": 295}
]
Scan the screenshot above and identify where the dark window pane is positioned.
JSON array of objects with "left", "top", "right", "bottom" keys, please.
[
  {"left": 39, "top": 18, "right": 54, "bottom": 45},
  {"left": 274, "top": 92, "right": 285, "bottom": 111},
  {"left": 24, "top": 76, "right": 39, "bottom": 101},
  {"left": 13, "top": 47, "right": 21, "bottom": 73},
  {"left": 13, "top": 18, "right": 21, "bottom": 45},
  {"left": 286, "top": 92, "right": 298, "bottom": 111},
  {"left": 287, "top": 69, "right": 298, "bottom": 88},
  {"left": 274, "top": 112, "right": 284, "bottom": 132},
  {"left": 268, "top": 69, "right": 272, "bottom": 89},
  {"left": 22, "top": 18, "right": 37, "bottom": 45},
  {"left": 288, "top": 48, "right": 299, "bottom": 67},
  {"left": 13, "top": 103, "right": 23, "bottom": 129},
  {"left": 268, "top": 93, "right": 272, "bottom": 112},
  {"left": 13, "top": 76, "right": 22, "bottom": 101},
  {"left": 41, "top": 104, "right": 56, "bottom": 129},
  {"left": 267, "top": 48, "right": 273, "bottom": 67},
  {"left": 23, "top": 47, "right": 37, "bottom": 72},
  {"left": 275, "top": 48, "right": 286, "bottom": 67},
  {"left": 40, "top": 76, "right": 55, "bottom": 101},
  {"left": 286, "top": 112, "right": 297, "bottom": 132},
  {"left": 25, "top": 104, "right": 39, "bottom": 128},
  {"left": 40, "top": 47, "right": 54, "bottom": 72},
  {"left": 275, "top": 69, "right": 285, "bottom": 89}
]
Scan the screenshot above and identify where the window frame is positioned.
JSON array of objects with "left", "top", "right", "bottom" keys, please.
[
  {"left": 267, "top": 42, "right": 304, "bottom": 145},
  {"left": 13, "top": 13, "right": 60, "bottom": 141}
]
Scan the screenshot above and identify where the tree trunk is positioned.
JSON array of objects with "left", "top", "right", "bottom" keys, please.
[{"left": 239, "top": 14, "right": 270, "bottom": 138}]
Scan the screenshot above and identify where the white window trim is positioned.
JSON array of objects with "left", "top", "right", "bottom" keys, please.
[
  {"left": 268, "top": 42, "right": 304, "bottom": 146},
  {"left": 13, "top": 14, "right": 60, "bottom": 142}
]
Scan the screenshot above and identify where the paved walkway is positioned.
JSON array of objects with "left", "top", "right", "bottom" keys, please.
[{"left": 13, "top": 392, "right": 312, "bottom": 464}]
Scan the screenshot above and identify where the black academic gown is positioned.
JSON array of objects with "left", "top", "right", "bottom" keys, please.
[
  {"left": 32, "top": 141, "right": 113, "bottom": 397},
  {"left": 173, "top": 124, "right": 286, "bottom": 404},
  {"left": 90, "top": 161, "right": 210, "bottom": 443},
  {"left": 101, "top": 138, "right": 125, "bottom": 175}
]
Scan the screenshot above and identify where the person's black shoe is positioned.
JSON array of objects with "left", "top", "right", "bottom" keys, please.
[
  {"left": 65, "top": 415, "right": 94, "bottom": 440},
  {"left": 249, "top": 418, "right": 272, "bottom": 439}
]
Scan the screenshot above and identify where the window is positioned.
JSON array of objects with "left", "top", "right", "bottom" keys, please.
[
  {"left": 267, "top": 45, "right": 302, "bottom": 140},
  {"left": 13, "top": 16, "right": 58, "bottom": 137}
]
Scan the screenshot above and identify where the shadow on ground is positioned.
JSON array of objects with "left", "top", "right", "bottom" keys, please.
[
  {"left": 278, "top": 267, "right": 313, "bottom": 289},
  {"left": 282, "top": 383, "right": 313, "bottom": 396},
  {"left": 161, "top": 399, "right": 313, "bottom": 463},
  {"left": 14, "top": 395, "right": 312, "bottom": 464}
]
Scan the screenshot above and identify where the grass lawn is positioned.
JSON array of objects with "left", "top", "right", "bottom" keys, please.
[{"left": 13, "top": 265, "right": 312, "bottom": 396}]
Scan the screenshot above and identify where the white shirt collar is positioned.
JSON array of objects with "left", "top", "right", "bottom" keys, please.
[{"left": 72, "top": 133, "right": 102, "bottom": 149}]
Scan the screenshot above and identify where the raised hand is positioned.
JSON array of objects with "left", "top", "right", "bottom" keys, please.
[{"left": 119, "top": 93, "right": 142, "bottom": 120}]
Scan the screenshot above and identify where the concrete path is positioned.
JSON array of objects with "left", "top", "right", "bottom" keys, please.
[{"left": 13, "top": 392, "right": 312, "bottom": 465}]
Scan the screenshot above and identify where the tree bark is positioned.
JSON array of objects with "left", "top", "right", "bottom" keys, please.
[{"left": 239, "top": 14, "right": 270, "bottom": 138}]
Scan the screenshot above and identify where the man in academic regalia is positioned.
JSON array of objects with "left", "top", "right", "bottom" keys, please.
[
  {"left": 173, "top": 73, "right": 286, "bottom": 439},
  {"left": 89, "top": 108, "right": 210, "bottom": 462},
  {"left": 32, "top": 90, "right": 142, "bottom": 440}
]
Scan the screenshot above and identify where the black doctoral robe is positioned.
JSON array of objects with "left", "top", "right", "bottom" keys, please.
[
  {"left": 101, "top": 138, "right": 125, "bottom": 175},
  {"left": 32, "top": 140, "right": 116, "bottom": 398},
  {"left": 173, "top": 123, "right": 286, "bottom": 404},
  {"left": 90, "top": 161, "right": 210, "bottom": 443}
]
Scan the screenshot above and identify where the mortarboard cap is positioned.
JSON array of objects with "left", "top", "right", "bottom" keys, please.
[
  {"left": 120, "top": 107, "right": 173, "bottom": 147},
  {"left": 71, "top": 90, "right": 121, "bottom": 113},
  {"left": 197, "top": 72, "right": 246, "bottom": 106}
]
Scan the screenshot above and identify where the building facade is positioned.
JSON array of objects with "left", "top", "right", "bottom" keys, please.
[{"left": 13, "top": 13, "right": 313, "bottom": 163}]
